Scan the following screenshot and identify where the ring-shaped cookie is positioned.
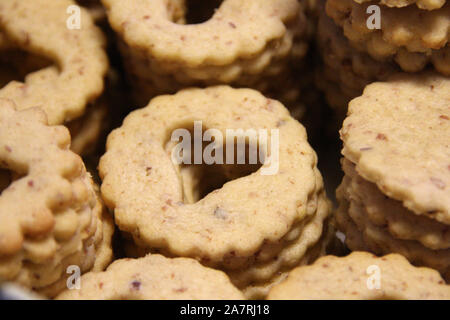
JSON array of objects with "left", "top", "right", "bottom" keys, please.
[
  {"left": 267, "top": 252, "right": 450, "bottom": 299},
  {"left": 101, "top": 0, "right": 307, "bottom": 103},
  {"left": 102, "top": 0, "right": 299, "bottom": 66},
  {"left": 0, "top": 0, "right": 108, "bottom": 125},
  {"left": 99, "top": 86, "right": 321, "bottom": 267},
  {"left": 0, "top": 100, "right": 109, "bottom": 295},
  {"left": 325, "top": 0, "right": 450, "bottom": 75},
  {"left": 56, "top": 254, "right": 245, "bottom": 300}
]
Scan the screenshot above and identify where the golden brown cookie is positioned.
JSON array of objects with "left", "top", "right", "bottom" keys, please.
[
  {"left": 341, "top": 72, "right": 449, "bottom": 223},
  {"left": 0, "top": 0, "right": 108, "bottom": 124},
  {"left": 316, "top": 9, "right": 398, "bottom": 101},
  {"left": 56, "top": 254, "right": 245, "bottom": 300},
  {"left": 337, "top": 72, "right": 450, "bottom": 281},
  {"left": 0, "top": 100, "right": 112, "bottom": 297},
  {"left": 343, "top": 159, "right": 450, "bottom": 250},
  {"left": 99, "top": 86, "right": 332, "bottom": 296},
  {"left": 101, "top": 0, "right": 309, "bottom": 105},
  {"left": 326, "top": 0, "right": 450, "bottom": 75},
  {"left": 241, "top": 213, "right": 336, "bottom": 299},
  {"left": 336, "top": 183, "right": 450, "bottom": 281},
  {"left": 267, "top": 252, "right": 450, "bottom": 299}
]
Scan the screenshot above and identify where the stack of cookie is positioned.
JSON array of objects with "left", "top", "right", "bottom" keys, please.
[
  {"left": 99, "top": 86, "right": 334, "bottom": 299},
  {"left": 267, "top": 252, "right": 450, "bottom": 299},
  {"left": 336, "top": 72, "right": 450, "bottom": 281},
  {"left": 57, "top": 254, "right": 246, "bottom": 300},
  {"left": 0, "top": 0, "right": 109, "bottom": 157},
  {"left": 0, "top": 101, "right": 114, "bottom": 297},
  {"left": 100, "top": 0, "right": 312, "bottom": 113},
  {"left": 316, "top": 0, "right": 449, "bottom": 115}
]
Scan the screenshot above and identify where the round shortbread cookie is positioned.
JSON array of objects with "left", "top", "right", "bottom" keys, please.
[
  {"left": 343, "top": 159, "right": 450, "bottom": 250},
  {"left": 317, "top": 9, "right": 398, "bottom": 91},
  {"left": 101, "top": 0, "right": 309, "bottom": 104},
  {"left": 326, "top": 0, "right": 450, "bottom": 75},
  {"left": 99, "top": 86, "right": 326, "bottom": 269},
  {"left": 241, "top": 213, "right": 336, "bottom": 299},
  {"left": 267, "top": 252, "right": 450, "bottom": 299},
  {"left": 340, "top": 72, "right": 450, "bottom": 224},
  {"left": 0, "top": 100, "right": 112, "bottom": 296},
  {"left": 56, "top": 254, "right": 245, "bottom": 300},
  {"left": 228, "top": 191, "right": 331, "bottom": 288},
  {"left": 0, "top": 0, "right": 107, "bottom": 125},
  {"left": 337, "top": 177, "right": 450, "bottom": 281}
]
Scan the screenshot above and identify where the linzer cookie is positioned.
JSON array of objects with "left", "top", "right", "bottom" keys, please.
[
  {"left": 0, "top": 0, "right": 108, "bottom": 125},
  {"left": 99, "top": 86, "right": 332, "bottom": 298},
  {"left": 325, "top": 0, "right": 450, "bottom": 75},
  {"left": 336, "top": 72, "right": 450, "bottom": 281},
  {"left": 101, "top": 0, "right": 309, "bottom": 106},
  {"left": 267, "top": 252, "right": 450, "bottom": 299},
  {"left": 56, "top": 254, "right": 245, "bottom": 300},
  {"left": 0, "top": 100, "right": 113, "bottom": 297},
  {"left": 337, "top": 172, "right": 450, "bottom": 281},
  {"left": 315, "top": 9, "right": 398, "bottom": 113},
  {"left": 239, "top": 212, "right": 336, "bottom": 299}
]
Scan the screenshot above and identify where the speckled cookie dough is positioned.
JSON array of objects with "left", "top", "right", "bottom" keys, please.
[
  {"left": 341, "top": 72, "right": 449, "bottom": 223},
  {"left": 0, "top": 0, "right": 108, "bottom": 125},
  {"left": 316, "top": 10, "right": 398, "bottom": 101},
  {"left": 336, "top": 72, "right": 450, "bottom": 281},
  {"left": 99, "top": 86, "right": 331, "bottom": 288},
  {"left": 0, "top": 101, "right": 112, "bottom": 297},
  {"left": 353, "top": 0, "right": 446, "bottom": 10},
  {"left": 240, "top": 211, "right": 336, "bottom": 299},
  {"left": 315, "top": 1, "right": 398, "bottom": 114},
  {"left": 56, "top": 254, "right": 245, "bottom": 300},
  {"left": 227, "top": 191, "right": 331, "bottom": 289},
  {"left": 101, "top": 0, "right": 309, "bottom": 104},
  {"left": 336, "top": 181, "right": 450, "bottom": 281},
  {"left": 343, "top": 159, "right": 450, "bottom": 250},
  {"left": 38, "top": 194, "right": 115, "bottom": 298},
  {"left": 326, "top": 0, "right": 450, "bottom": 75},
  {"left": 267, "top": 252, "right": 450, "bottom": 299},
  {"left": 0, "top": 39, "right": 107, "bottom": 156}
]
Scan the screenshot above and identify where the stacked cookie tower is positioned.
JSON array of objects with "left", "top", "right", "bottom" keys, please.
[
  {"left": 0, "top": 101, "right": 114, "bottom": 297},
  {"left": 268, "top": 252, "right": 450, "bottom": 299},
  {"left": 336, "top": 72, "right": 450, "bottom": 281},
  {"left": 316, "top": 0, "right": 449, "bottom": 116},
  {"left": 100, "top": 0, "right": 312, "bottom": 114},
  {"left": 0, "top": 0, "right": 116, "bottom": 298},
  {"left": 99, "top": 86, "right": 333, "bottom": 299},
  {"left": 0, "top": 0, "right": 109, "bottom": 156}
]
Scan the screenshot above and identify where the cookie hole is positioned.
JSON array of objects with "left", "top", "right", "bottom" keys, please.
[
  {"left": 0, "top": 48, "right": 55, "bottom": 89},
  {"left": 175, "top": 0, "right": 224, "bottom": 25},
  {"left": 166, "top": 124, "right": 264, "bottom": 204},
  {"left": 0, "top": 168, "right": 24, "bottom": 195}
]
